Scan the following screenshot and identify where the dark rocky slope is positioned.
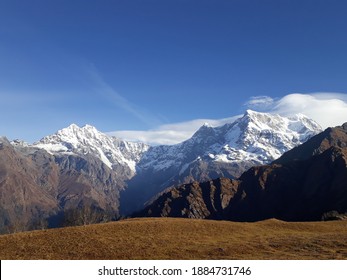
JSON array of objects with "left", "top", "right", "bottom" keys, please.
[
  {"left": 0, "top": 138, "right": 60, "bottom": 233},
  {"left": 134, "top": 178, "right": 239, "bottom": 219},
  {"left": 228, "top": 145, "right": 347, "bottom": 221}
]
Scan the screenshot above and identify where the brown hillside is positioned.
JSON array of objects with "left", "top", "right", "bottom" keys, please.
[
  {"left": 0, "top": 218, "right": 347, "bottom": 260},
  {"left": 0, "top": 138, "right": 60, "bottom": 233}
]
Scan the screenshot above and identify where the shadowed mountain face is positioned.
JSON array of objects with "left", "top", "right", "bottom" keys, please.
[
  {"left": 133, "top": 178, "right": 239, "bottom": 219},
  {"left": 0, "top": 138, "right": 60, "bottom": 233},
  {"left": 135, "top": 123, "right": 347, "bottom": 222},
  {"left": 228, "top": 145, "right": 347, "bottom": 221}
]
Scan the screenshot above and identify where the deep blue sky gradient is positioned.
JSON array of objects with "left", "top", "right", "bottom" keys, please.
[{"left": 1, "top": 0, "right": 347, "bottom": 141}]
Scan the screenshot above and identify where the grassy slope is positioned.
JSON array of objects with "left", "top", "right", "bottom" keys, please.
[{"left": 0, "top": 218, "right": 347, "bottom": 260}]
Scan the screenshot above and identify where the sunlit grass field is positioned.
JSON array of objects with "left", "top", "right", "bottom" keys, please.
[{"left": 1, "top": 218, "right": 346, "bottom": 260}]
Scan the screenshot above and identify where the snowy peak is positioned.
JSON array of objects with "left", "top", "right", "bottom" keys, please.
[
  {"left": 47, "top": 123, "right": 104, "bottom": 143},
  {"left": 240, "top": 110, "right": 321, "bottom": 132},
  {"left": 237, "top": 110, "right": 321, "bottom": 139},
  {"left": 192, "top": 110, "right": 321, "bottom": 148},
  {"left": 36, "top": 124, "right": 110, "bottom": 153},
  {"left": 227, "top": 110, "right": 322, "bottom": 161},
  {"left": 140, "top": 111, "right": 322, "bottom": 172},
  {"left": 34, "top": 124, "right": 149, "bottom": 172}
]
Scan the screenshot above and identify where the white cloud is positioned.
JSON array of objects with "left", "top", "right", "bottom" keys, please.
[
  {"left": 269, "top": 93, "right": 347, "bottom": 129},
  {"left": 245, "top": 93, "right": 347, "bottom": 129},
  {"left": 108, "top": 116, "right": 240, "bottom": 145}
]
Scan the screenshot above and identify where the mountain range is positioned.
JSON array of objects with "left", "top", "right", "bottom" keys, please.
[{"left": 0, "top": 110, "right": 324, "bottom": 233}]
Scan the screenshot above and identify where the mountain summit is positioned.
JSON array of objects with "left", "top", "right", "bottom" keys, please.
[
  {"left": 187, "top": 109, "right": 321, "bottom": 164},
  {"left": 35, "top": 124, "right": 149, "bottom": 173}
]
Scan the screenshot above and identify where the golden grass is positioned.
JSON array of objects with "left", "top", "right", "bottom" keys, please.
[{"left": 0, "top": 218, "right": 346, "bottom": 260}]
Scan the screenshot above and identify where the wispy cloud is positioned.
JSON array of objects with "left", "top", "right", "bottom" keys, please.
[
  {"left": 86, "top": 65, "right": 161, "bottom": 127},
  {"left": 0, "top": 91, "right": 64, "bottom": 108},
  {"left": 245, "top": 95, "right": 275, "bottom": 111}
]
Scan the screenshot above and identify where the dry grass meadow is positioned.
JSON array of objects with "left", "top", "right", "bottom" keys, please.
[{"left": 0, "top": 218, "right": 346, "bottom": 260}]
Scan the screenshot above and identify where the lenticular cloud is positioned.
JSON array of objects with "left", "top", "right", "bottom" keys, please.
[
  {"left": 271, "top": 93, "right": 347, "bottom": 129},
  {"left": 246, "top": 93, "right": 347, "bottom": 129}
]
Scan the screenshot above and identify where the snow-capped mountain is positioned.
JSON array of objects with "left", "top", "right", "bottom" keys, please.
[
  {"left": 138, "top": 110, "right": 321, "bottom": 171},
  {"left": 34, "top": 124, "right": 149, "bottom": 174},
  {"left": 121, "top": 110, "right": 322, "bottom": 214},
  {"left": 32, "top": 111, "right": 321, "bottom": 179}
]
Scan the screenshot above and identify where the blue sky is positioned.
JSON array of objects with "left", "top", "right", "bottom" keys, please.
[{"left": 1, "top": 0, "right": 347, "bottom": 143}]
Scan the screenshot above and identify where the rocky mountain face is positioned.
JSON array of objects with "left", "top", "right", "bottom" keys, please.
[
  {"left": 121, "top": 110, "right": 321, "bottom": 214},
  {"left": 133, "top": 178, "right": 239, "bottom": 219},
  {"left": 135, "top": 123, "right": 347, "bottom": 222},
  {"left": 0, "top": 138, "right": 60, "bottom": 233}
]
